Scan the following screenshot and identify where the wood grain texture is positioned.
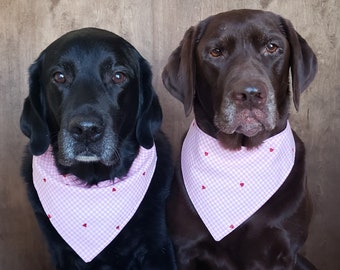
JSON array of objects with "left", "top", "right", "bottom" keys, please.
[{"left": 0, "top": 0, "right": 338, "bottom": 269}]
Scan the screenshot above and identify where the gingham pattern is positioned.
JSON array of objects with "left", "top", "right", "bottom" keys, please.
[
  {"left": 32, "top": 145, "right": 157, "bottom": 263},
  {"left": 182, "top": 121, "right": 295, "bottom": 241}
]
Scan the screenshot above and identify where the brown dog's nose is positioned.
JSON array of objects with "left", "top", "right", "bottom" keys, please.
[
  {"left": 232, "top": 86, "right": 267, "bottom": 106},
  {"left": 69, "top": 117, "right": 104, "bottom": 143}
]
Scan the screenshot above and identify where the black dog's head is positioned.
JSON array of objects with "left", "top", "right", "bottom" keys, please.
[
  {"left": 20, "top": 28, "right": 162, "bottom": 184},
  {"left": 163, "top": 9, "right": 317, "bottom": 149}
]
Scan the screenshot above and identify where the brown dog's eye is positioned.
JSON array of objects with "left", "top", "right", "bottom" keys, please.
[
  {"left": 112, "top": 72, "right": 126, "bottom": 84},
  {"left": 210, "top": 48, "right": 223, "bottom": 57},
  {"left": 265, "top": 43, "right": 279, "bottom": 54},
  {"left": 53, "top": 72, "right": 66, "bottom": 84}
]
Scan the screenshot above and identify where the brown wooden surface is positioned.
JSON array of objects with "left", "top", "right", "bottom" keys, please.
[{"left": 0, "top": 0, "right": 339, "bottom": 269}]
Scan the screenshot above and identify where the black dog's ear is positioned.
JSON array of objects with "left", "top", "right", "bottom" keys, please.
[
  {"left": 20, "top": 56, "right": 50, "bottom": 155},
  {"left": 136, "top": 58, "right": 162, "bottom": 149},
  {"left": 283, "top": 18, "right": 318, "bottom": 111},
  {"left": 162, "top": 26, "right": 198, "bottom": 116}
]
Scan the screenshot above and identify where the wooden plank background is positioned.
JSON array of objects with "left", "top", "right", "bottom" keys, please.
[{"left": 0, "top": 0, "right": 338, "bottom": 269}]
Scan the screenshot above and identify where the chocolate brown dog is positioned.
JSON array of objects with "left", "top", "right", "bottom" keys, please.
[{"left": 162, "top": 10, "right": 317, "bottom": 270}]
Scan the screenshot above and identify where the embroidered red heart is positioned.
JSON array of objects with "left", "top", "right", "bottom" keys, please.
[
  {"left": 229, "top": 224, "right": 235, "bottom": 229},
  {"left": 204, "top": 151, "right": 209, "bottom": 156},
  {"left": 142, "top": 172, "right": 146, "bottom": 176},
  {"left": 112, "top": 187, "right": 117, "bottom": 192},
  {"left": 47, "top": 214, "right": 52, "bottom": 219},
  {"left": 240, "top": 182, "right": 244, "bottom": 187},
  {"left": 43, "top": 178, "right": 46, "bottom": 182},
  {"left": 82, "top": 223, "right": 87, "bottom": 228},
  {"left": 270, "top": 148, "right": 274, "bottom": 152},
  {"left": 116, "top": 225, "right": 120, "bottom": 230},
  {"left": 201, "top": 185, "right": 206, "bottom": 190}
]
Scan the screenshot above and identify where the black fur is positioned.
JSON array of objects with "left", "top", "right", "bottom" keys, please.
[{"left": 20, "top": 27, "right": 176, "bottom": 270}]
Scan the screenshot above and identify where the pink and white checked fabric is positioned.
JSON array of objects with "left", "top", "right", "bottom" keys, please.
[
  {"left": 32, "top": 145, "right": 157, "bottom": 263},
  {"left": 182, "top": 121, "right": 295, "bottom": 241}
]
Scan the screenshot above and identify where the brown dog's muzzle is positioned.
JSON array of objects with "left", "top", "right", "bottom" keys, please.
[
  {"left": 231, "top": 81, "right": 268, "bottom": 110},
  {"left": 214, "top": 59, "right": 277, "bottom": 138}
]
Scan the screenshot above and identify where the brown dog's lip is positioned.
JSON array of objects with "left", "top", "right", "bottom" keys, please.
[
  {"left": 234, "top": 109, "right": 266, "bottom": 137},
  {"left": 215, "top": 108, "right": 269, "bottom": 138},
  {"left": 235, "top": 120, "right": 263, "bottom": 137}
]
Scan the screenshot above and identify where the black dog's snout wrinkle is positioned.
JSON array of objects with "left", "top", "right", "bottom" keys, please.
[{"left": 69, "top": 116, "right": 104, "bottom": 143}]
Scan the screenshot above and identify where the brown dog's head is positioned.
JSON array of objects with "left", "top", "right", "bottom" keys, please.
[{"left": 162, "top": 9, "right": 317, "bottom": 150}]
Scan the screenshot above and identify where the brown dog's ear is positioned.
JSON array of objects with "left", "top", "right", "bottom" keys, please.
[
  {"left": 162, "top": 26, "right": 198, "bottom": 116},
  {"left": 20, "top": 56, "right": 50, "bottom": 156},
  {"left": 284, "top": 18, "right": 318, "bottom": 111}
]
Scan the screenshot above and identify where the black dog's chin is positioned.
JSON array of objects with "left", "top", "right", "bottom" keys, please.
[
  {"left": 57, "top": 128, "right": 118, "bottom": 167},
  {"left": 75, "top": 154, "right": 101, "bottom": 163},
  {"left": 57, "top": 143, "right": 119, "bottom": 167},
  {"left": 76, "top": 153, "right": 118, "bottom": 166},
  {"left": 58, "top": 153, "right": 118, "bottom": 167}
]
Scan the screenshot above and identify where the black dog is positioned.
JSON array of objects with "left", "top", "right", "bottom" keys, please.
[
  {"left": 163, "top": 10, "right": 317, "bottom": 270},
  {"left": 20, "top": 28, "right": 176, "bottom": 270}
]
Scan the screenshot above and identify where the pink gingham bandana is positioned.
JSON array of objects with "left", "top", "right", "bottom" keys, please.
[
  {"left": 33, "top": 145, "right": 157, "bottom": 263},
  {"left": 182, "top": 121, "right": 295, "bottom": 241}
]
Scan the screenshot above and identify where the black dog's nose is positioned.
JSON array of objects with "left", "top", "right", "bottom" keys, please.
[
  {"left": 232, "top": 86, "right": 267, "bottom": 106},
  {"left": 69, "top": 117, "right": 104, "bottom": 142}
]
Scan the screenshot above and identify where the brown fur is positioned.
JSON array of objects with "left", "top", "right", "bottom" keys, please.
[{"left": 163, "top": 9, "right": 317, "bottom": 270}]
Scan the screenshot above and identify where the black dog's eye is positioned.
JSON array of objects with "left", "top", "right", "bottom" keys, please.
[
  {"left": 265, "top": 43, "right": 279, "bottom": 54},
  {"left": 210, "top": 48, "right": 223, "bottom": 57},
  {"left": 53, "top": 72, "right": 66, "bottom": 84},
  {"left": 112, "top": 72, "right": 126, "bottom": 84}
]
